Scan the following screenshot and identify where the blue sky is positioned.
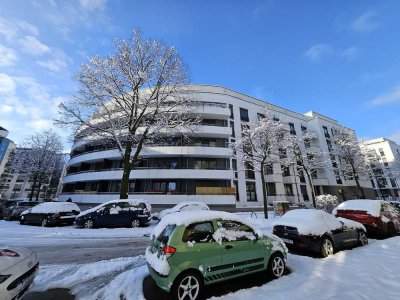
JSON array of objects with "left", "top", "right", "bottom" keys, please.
[{"left": 1, "top": 0, "right": 400, "bottom": 151}]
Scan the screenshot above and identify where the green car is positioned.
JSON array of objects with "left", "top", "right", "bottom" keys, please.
[{"left": 146, "top": 210, "right": 288, "bottom": 300}]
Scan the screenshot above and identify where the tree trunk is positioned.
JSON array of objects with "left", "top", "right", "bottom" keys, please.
[
  {"left": 119, "top": 141, "right": 133, "bottom": 199},
  {"left": 35, "top": 182, "right": 42, "bottom": 201},
  {"left": 260, "top": 166, "right": 269, "bottom": 219},
  {"left": 351, "top": 164, "right": 365, "bottom": 198},
  {"left": 29, "top": 175, "right": 38, "bottom": 201},
  {"left": 304, "top": 168, "right": 316, "bottom": 208}
]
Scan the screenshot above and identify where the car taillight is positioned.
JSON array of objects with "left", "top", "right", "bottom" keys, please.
[
  {"left": 162, "top": 245, "right": 176, "bottom": 257},
  {"left": 52, "top": 213, "right": 60, "bottom": 219}
]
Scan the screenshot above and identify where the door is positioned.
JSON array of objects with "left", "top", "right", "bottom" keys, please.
[
  {"left": 215, "top": 220, "right": 266, "bottom": 278},
  {"left": 95, "top": 204, "right": 119, "bottom": 227}
]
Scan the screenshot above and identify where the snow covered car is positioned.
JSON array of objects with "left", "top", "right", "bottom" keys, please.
[
  {"left": 75, "top": 199, "right": 151, "bottom": 228},
  {"left": 20, "top": 202, "right": 81, "bottom": 227},
  {"left": 146, "top": 211, "right": 287, "bottom": 300},
  {"left": 333, "top": 200, "right": 400, "bottom": 237},
  {"left": 273, "top": 209, "right": 368, "bottom": 258},
  {"left": 154, "top": 201, "right": 210, "bottom": 221},
  {"left": 0, "top": 247, "right": 39, "bottom": 300},
  {"left": 3, "top": 201, "right": 38, "bottom": 221}
]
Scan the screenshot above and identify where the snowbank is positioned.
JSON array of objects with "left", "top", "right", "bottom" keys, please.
[
  {"left": 333, "top": 199, "right": 383, "bottom": 217},
  {"left": 21, "top": 202, "right": 80, "bottom": 215}
]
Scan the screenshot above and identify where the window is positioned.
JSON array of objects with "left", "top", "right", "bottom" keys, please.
[
  {"left": 240, "top": 107, "right": 249, "bottom": 122},
  {"left": 301, "top": 126, "right": 307, "bottom": 132},
  {"left": 284, "top": 184, "right": 293, "bottom": 196},
  {"left": 304, "top": 139, "right": 311, "bottom": 148},
  {"left": 326, "top": 140, "right": 333, "bottom": 151},
  {"left": 232, "top": 159, "right": 237, "bottom": 178},
  {"left": 244, "top": 161, "right": 255, "bottom": 179},
  {"left": 264, "top": 164, "right": 273, "bottom": 175},
  {"left": 233, "top": 180, "right": 239, "bottom": 201},
  {"left": 182, "top": 222, "right": 214, "bottom": 243},
  {"left": 195, "top": 159, "right": 217, "bottom": 169},
  {"left": 230, "top": 121, "right": 235, "bottom": 137},
  {"left": 229, "top": 104, "right": 234, "bottom": 119},
  {"left": 390, "top": 178, "right": 397, "bottom": 188},
  {"left": 267, "top": 182, "right": 276, "bottom": 196},
  {"left": 379, "top": 148, "right": 385, "bottom": 157},
  {"left": 246, "top": 182, "right": 257, "bottom": 202},
  {"left": 279, "top": 148, "right": 287, "bottom": 159},
  {"left": 323, "top": 126, "right": 330, "bottom": 138},
  {"left": 273, "top": 116, "right": 280, "bottom": 122},
  {"left": 282, "top": 165, "right": 290, "bottom": 177},
  {"left": 371, "top": 179, "right": 376, "bottom": 188},
  {"left": 300, "top": 185, "right": 309, "bottom": 201},
  {"left": 217, "top": 220, "right": 255, "bottom": 241},
  {"left": 335, "top": 170, "right": 342, "bottom": 184},
  {"left": 298, "top": 170, "right": 306, "bottom": 183},
  {"left": 257, "top": 113, "right": 265, "bottom": 120},
  {"left": 289, "top": 123, "right": 296, "bottom": 135}
]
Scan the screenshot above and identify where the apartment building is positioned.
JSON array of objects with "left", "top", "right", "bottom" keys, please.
[
  {"left": 58, "top": 85, "right": 374, "bottom": 210},
  {"left": 361, "top": 138, "right": 400, "bottom": 200}
]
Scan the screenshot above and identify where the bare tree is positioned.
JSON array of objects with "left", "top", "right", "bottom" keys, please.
[
  {"left": 332, "top": 128, "right": 369, "bottom": 199},
  {"left": 55, "top": 29, "right": 199, "bottom": 199},
  {"left": 232, "top": 109, "right": 287, "bottom": 219},
  {"left": 15, "top": 130, "right": 64, "bottom": 201}
]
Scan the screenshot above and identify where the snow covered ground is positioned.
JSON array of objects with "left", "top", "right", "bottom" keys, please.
[{"left": 4, "top": 212, "right": 397, "bottom": 299}]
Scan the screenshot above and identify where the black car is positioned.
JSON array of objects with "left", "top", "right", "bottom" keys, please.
[
  {"left": 273, "top": 209, "right": 368, "bottom": 257},
  {"left": 20, "top": 202, "right": 81, "bottom": 227},
  {"left": 75, "top": 199, "right": 152, "bottom": 228},
  {"left": 3, "top": 201, "right": 38, "bottom": 220}
]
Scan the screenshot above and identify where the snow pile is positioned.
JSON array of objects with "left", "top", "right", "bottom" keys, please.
[
  {"left": 151, "top": 211, "right": 263, "bottom": 240},
  {"left": 273, "top": 209, "right": 358, "bottom": 236},
  {"left": 158, "top": 201, "right": 209, "bottom": 219},
  {"left": 333, "top": 199, "right": 383, "bottom": 217},
  {"left": 145, "top": 246, "right": 170, "bottom": 276},
  {"left": 213, "top": 228, "right": 256, "bottom": 244},
  {"left": 21, "top": 202, "right": 80, "bottom": 215},
  {"left": 77, "top": 199, "right": 150, "bottom": 218}
]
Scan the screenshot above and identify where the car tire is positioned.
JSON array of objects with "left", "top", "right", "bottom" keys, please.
[
  {"left": 172, "top": 271, "right": 203, "bottom": 300},
  {"left": 131, "top": 219, "right": 141, "bottom": 228},
  {"left": 267, "top": 253, "right": 285, "bottom": 279},
  {"left": 20, "top": 219, "right": 25, "bottom": 225},
  {"left": 41, "top": 218, "right": 49, "bottom": 227},
  {"left": 320, "top": 237, "right": 334, "bottom": 258},
  {"left": 387, "top": 223, "right": 396, "bottom": 237},
  {"left": 358, "top": 231, "right": 368, "bottom": 246},
  {"left": 84, "top": 219, "right": 95, "bottom": 229}
]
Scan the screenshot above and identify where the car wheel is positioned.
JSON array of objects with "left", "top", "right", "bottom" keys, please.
[
  {"left": 20, "top": 219, "right": 25, "bottom": 225},
  {"left": 172, "top": 271, "right": 203, "bottom": 300},
  {"left": 387, "top": 223, "right": 396, "bottom": 237},
  {"left": 358, "top": 231, "right": 368, "bottom": 246},
  {"left": 321, "top": 237, "right": 334, "bottom": 258},
  {"left": 41, "top": 218, "right": 49, "bottom": 227},
  {"left": 131, "top": 219, "right": 140, "bottom": 228},
  {"left": 84, "top": 219, "right": 94, "bottom": 229},
  {"left": 267, "top": 253, "right": 285, "bottom": 279}
]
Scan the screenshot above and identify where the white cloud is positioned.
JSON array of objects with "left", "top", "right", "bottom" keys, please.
[
  {"left": 304, "top": 44, "right": 334, "bottom": 62},
  {"left": 0, "top": 44, "right": 17, "bottom": 66},
  {"left": 31, "top": 119, "right": 54, "bottom": 131},
  {"left": 0, "top": 17, "right": 38, "bottom": 41},
  {"left": 14, "top": 76, "right": 51, "bottom": 103},
  {"left": 341, "top": 46, "right": 359, "bottom": 61},
  {"left": 79, "top": 0, "right": 107, "bottom": 11},
  {"left": 19, "top": 35, "right": 50, "bottom": 56},
  {"left": 368, "top": 85, "right": 400, "bottom": 106},
  {"left": 0, "top": 105, "right": 13, "bottom": 114},
  {"left": 351, "top": 11, "right": 378, "bottom": 33},
  {"left": 37, "top": 48, "right": 71, "bottom": 72},
  {"left": 0, "top": 73, "right": 16, "bottom": 94}
]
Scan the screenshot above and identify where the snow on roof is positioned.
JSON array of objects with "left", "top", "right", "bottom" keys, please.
[
  {"left": 333, "top": 200, "right": 384, "bottom": 217},
  {"left": 22, "top": 202, "right": 80, "bottom": 215},
  {"left": 151, "top": 210, "right": 262, "bottom": 240},
  {"left": 273, "top": 209, "right": 363, "bottom": 236},
  {"left": 77, "top": 199, "right": 150, "bottom": 218}
]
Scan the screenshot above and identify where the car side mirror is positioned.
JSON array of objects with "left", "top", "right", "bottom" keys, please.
[
  {"left": 340, "top": 220, "right": 345, "bottom": 227},
  {"left": 253, "top": 232, "right": 259, "bottom": 240}
]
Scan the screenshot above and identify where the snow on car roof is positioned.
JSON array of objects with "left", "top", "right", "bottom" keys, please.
[
  {"left": 22, "top": 202, "right": 80, "bottom": 215},
  {"left": 158, "top": 201, "right": 209, "bottom": 219},
  {"left": 333, "top": 200, "right": 384, "bottom": 217},
  {"left": 77, "top": 199, "right": 150, "bottom": 218},
  {"left": 273, "top": 209, "right": 362, "bottom": 236},
  {"left": 151, "top": 210, "right": 262, "bottom": 239},
  {"left": 172, "top": 201, "right": 209, "bottom": 210}
]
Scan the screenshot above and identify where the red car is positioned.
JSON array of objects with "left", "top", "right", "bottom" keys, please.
[{"left": 333, "top": 200, "right": 400, "bottom": 237}]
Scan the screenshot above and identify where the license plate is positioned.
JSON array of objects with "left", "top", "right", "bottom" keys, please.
[{"left": 281, "top": 238, "right": 293, "bottom": 244}]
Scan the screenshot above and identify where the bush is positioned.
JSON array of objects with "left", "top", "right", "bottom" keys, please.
[{"left": 316, "top": 194, "right": 338, "bottom": 213}]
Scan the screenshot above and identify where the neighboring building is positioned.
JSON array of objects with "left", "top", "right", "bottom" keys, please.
[
  {"left": 58, "top": 85, "right": 374, "bottom": 210},
  {"left": 0, "top": 126, "right": 16, "bottom": 199},
  {"left": 361, "top": 138, "right": 400, "bottom": 200}
]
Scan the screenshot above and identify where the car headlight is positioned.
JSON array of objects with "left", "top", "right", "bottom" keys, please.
[{"left": 0, "top": 274, "right": 11, "bottom": 284}]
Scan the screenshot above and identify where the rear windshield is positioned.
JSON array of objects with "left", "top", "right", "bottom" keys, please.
[
  {"left": 157, "top": 225, "right": 176, "bottom": 244},
  {"left": 18, "top": 202, "right": 37, "bottom": 207}
]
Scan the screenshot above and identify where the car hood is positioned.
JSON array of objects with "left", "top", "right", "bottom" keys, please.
[{"left": 0, "top": 246, "right": 34, "bottom": 272}]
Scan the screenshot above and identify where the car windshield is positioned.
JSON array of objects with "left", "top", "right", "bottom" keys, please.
[{"left": 18, "top": 202, "right": 37, "bottom": 207}]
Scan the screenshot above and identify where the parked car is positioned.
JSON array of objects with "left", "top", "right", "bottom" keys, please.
[
  {"left": 146, "top": 211, "right": 287, "bottom": 300},
  {"left": 0, "top": 246, "right": 39, "bottom": 300},
  {"left": 333, "top": 199, "right": 400, "bottom": 237},
  {"left": 75, "top": 199, "right": 151, "bottom": 229},
  {"left": 20, "top": 202, "right": 81, "bottom": 227},
  {"left": 3, "top": 201, "right": 38, "bottom": 221},
  {"left": 388, "top": 201, "right": 400, "bottom": 213},
  {"left": 1, "top": 200, "right": 23, "bottom": 219},
  {"left": 273, "top": 209, "right": 368, "bottom": 258},
  {"left": 154, "top": 201, "right": 210, "bottom": 221}
]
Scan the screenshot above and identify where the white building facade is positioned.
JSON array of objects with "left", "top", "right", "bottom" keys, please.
[
  {"left": 59, "top": 85, "right": 374, "bottom": 210},
  {"left": 361, "top": 138, "right": 400, "bottom": 200}
]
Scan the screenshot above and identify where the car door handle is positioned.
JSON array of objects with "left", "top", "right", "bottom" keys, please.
[{"left": 225, "top": 245, "right": 233, "bottom": 249}]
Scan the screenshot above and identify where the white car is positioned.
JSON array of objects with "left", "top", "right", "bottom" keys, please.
[
  {"left": 155, "top": 201, "right": 210, "bottom": 220},
  {"left": 0, "top": 247, "right": 39, "bottom": 300}
]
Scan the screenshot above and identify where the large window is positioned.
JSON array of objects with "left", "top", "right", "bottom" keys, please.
[
  {"left": 379, "top": 148, "right": 385, "bottom": 157},
  {"left": 244, "top": 161, "right": 255, "bottom": 179},
  {"left": 284, "top": 184, "right": 293, "bottom": 196},
  {"left": 267, "top": 182, "right": 276, "bottom": 196},
  {"left": 246, "top": 182, "right": 257, "bottom": 202},
  {"left": 194, "top": 159, "right": 217, "bottom": 170},
  {"left": 289, "top": 123, "right": 296, "bottom": 135},
  {"left": 240, "top": 107, "right": 249, "bottom": 122},
  {"left": 323, "top": 126, "right": 330, "bottom": 138}
]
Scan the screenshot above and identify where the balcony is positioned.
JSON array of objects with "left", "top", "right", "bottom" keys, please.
[
  {"left": 312, "top": 178, "right": 329, "bottom": 185},
  {"left": 191, "top": 102, "right": 230, "bottom": 118}
]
